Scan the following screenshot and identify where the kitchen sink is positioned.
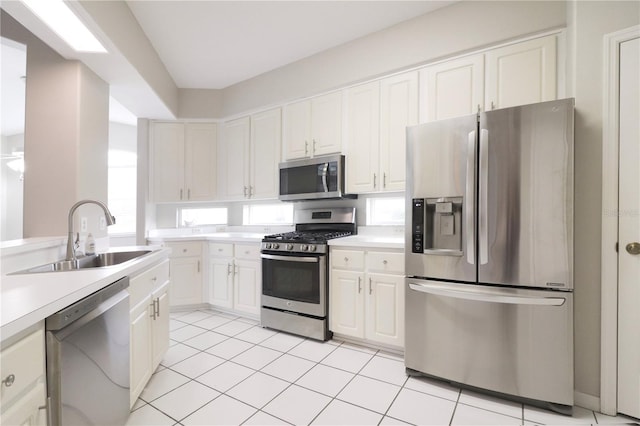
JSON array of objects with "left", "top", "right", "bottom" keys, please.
[{"left": 13, "top": 250, "right": 153, "bottom": 274}]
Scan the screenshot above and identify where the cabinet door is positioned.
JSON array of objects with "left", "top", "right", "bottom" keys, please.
[
  {"left": 311, "top": 91, "right": 343, "bottom": 156},
  {"left": 365, "top": 273, "right": 405, "bottom": 347},
  {"left": 169, "top": 256, "right": 202, "bottom": 306},
  {"left": 209, "top": 257, "right": 233, "bottom": 309},
  {"left": 283, "top": 100, "right": 311, "bottom": 160},
  {"left": 129, "top": 298, "right": 152, "bottom": 407},
  {"left": 250, "top": 108, "right": 281, "bottom": 199},
  {"left": 419, "top": 54, "right": 484, "bottom": 122},
  {"left": 150, "top": 122, "right": 185, "bottom": 202},
  {"left": 185, "top": 123, "right": 217, "bottom": 201},
  {"left": 346, "top": 81, "right": 380, "bottom": 194},
  {"left": 330, "top": 269, "right": 364, "bottom": 338},
  {"left": 380, "top": 71, "right": 418, "bottom": 191},
  {"left": 1, "top": 382, "right": 46, "bottom": 426},
  {"left": 218, "top": 117, "right": 250, "bottom": 200},
  {"left": 485, "top": 36, "right": 556, "bottom": 110},
  {"left": 234, "top": 259, "right": 261, "bottom": 316},
  {"left": 151, "top": 280, "right": 170, "bottom": 368}
]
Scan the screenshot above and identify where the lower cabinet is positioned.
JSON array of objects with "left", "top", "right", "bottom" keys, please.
[
  {"left": 129, "top": 259, "right": 170, "bottom": 407},
  {"left": 0, "top": 327, "right": 47, "bottom": 426},
  {"left": 208, "top": 243, "right": 261, "bottom": 317},
  {"left": 165, "top": 241, "right": 202, "bottom": 306},
  {"left": 330, "top": 248, "right": 405, "bottom": 348}
]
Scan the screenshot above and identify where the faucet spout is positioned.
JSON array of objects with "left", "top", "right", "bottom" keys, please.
[{"left": 66, "top": 200, "right": 116, "bottom": 261}]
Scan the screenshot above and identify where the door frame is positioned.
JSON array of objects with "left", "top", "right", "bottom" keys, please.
[{"left": 600, "top": 24, "right": 640, "bottom": 416}]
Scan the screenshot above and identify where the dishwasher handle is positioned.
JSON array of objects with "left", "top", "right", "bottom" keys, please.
[
  {"left": 408, "top": 281, "right": 566, "bottom": 306},
  {"left": 46, "top": 276, "right": 129, "bottom": 331}
]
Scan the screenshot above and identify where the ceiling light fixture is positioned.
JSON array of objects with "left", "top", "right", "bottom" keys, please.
[{"left": 20, "top": 0, "right": 107, "bottom": 53}]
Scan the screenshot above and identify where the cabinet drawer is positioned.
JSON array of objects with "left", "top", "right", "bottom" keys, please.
[
  {"left": 234, "top": 244, "right": 260, "bottom": 260},
  {"left": 130, "top": 260, "right": 170, "bottom": 307},
  {"left": 331, "top": 249, "right": 365, "bottom": 270},
  {"left": 210, "top": 243, "right": 233, "bottom": 257},
  {"left": 367, "top": 251, "right": 404, "bottom": 274},
  {"left": 0, "top": 328, "right": 44, "bottom": 405},
  {"left": 166, "top": 242, "right": 202, "bottom": 257}
]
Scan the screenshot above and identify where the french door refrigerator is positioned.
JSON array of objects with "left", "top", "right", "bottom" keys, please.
[{"left": 405, "top": 98, "right": 574, "bottom": 414}]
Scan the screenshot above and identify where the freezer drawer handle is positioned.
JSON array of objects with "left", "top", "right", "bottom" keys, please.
[{"left": 408, "top": 282, "right": 566, "bottom": 306}]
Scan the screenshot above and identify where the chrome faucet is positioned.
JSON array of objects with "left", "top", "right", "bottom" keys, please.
[{"left": 66, "top": 200, "right": 116, "bottom": 261}]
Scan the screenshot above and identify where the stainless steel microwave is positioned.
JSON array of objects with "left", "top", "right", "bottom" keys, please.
[{"left": 279, "top": 154, "right": 356, "bottom": 201}]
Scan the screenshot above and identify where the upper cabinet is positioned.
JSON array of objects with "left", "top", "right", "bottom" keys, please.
[
  {"left": 150, "top": 122, "right": 217, "bottom": 202},
  {"left": 419, "top": 35, "right": 557, "bottom": 122},
  {"left": 218, "top": 108, "right": 282, "bottom": 201},
  {"left": 283, "top": 91, "right": 343, "bottom": 160},
  {"left": 346, "top": 71, "right": 417, "bottom": 194}
]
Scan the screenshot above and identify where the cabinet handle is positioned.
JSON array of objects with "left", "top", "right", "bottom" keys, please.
[
  {"left": 2, "top": 374, "right": 15, "bottom": 387},
  {"left": 180, "top": 189, "right": 183, "bottom": 200},
  {"left": 149, "top": 300, "right": 156, "bottom": 319},
  {"left": 187, "top": 188, "right": 191, "bottom": 200},
  {"left": 373, "top": 173, "right": 377, "bottom": 189},
  {"left": 227, "top": 263, "right": 232, "bottom": 275},
  {"left": 234, "top": 264, "right": 239, "bottom": 275},
  {"left": 304, "top": 141, "right": 308, "bottom": 156},
  {"left": 243, "top": 186, "right": 248, "bottom": 197},
  {"left": 491, "top": 101, "right": 496, "bottom": 110},
  {"left": 369, "top": 278, "right": 373, "bottom": 295},
  {"left": 249, "top": 186, "right": 253, "bottom": 197},
  {"left": 358, "top": 277, "right": 362, "bottom": 293},
  {"left": 383, "top": 173, "right": 387, "bottom": 188},
  {"left": 197, "top": 260, "right": 200, "bottom": 273},
  {"left": 155, "top": 297, "right": 161, "bottom": 318},
  {"left": 313, "top": 139, "right": 316, "bottom": 154}
]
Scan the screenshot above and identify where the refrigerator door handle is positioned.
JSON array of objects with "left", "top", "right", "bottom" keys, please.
[
  {"left": 465, "top": 131, "right": 476, "bottom": 265},
  {"left": 408, "top": 282, "right": 566, "bottom": 306},
  {"left": 479, "top": 128, "right": 489, "bottom": 265}
]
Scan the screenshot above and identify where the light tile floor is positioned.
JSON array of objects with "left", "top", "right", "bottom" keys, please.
[{"left": 126, "top": 308, "right": 639, "bottom": 426}]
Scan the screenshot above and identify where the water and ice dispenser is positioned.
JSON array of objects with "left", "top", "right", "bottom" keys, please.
[{"left": 412, "top": 197, "right": 463, "bottom": 255}]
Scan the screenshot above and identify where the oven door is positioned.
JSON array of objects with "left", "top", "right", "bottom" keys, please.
[{"left": 261, "top": 252, "right": 327, "bottom": 317}]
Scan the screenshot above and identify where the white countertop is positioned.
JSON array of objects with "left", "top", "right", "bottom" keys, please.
[
  {"left": 0, "top": 246, "right": 170, "bottom": 343},
  {"left": 147, "top": 232, "right": 265, "bottom": 244},
  {"left": 328, "top": 235, "right": 404, "bottom": 249}
]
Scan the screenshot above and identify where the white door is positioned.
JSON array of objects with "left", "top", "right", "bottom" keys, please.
[
  {"left": 365, "top": 273, "right": 404, "bottom": 347},
  {"left": 346, "top": 81, "right": 380, "bottom": 194},
  {"left": 311, "top": 91, "right": 343, "bottom": 156},
  {"left": 419, "top": 54, "right": 484, "bottom": 122},
  {"left": 234, "top": 259, "right": 261, "bottom": 316},
  {"left": 250, "top": 108, "right": 281, "bottom": 199},
  {"left": 219, "top": 117, "right": 250, "bottom": 200},
  {"left": 185, "top": 123, "right": 217, "bottom": 201},
  {"left": 150, "top": 122, "right": 184, "bottom": 202},
  {"left": 283, "top": 100, "right": 311, "bottom": 160},
  {"left": 617, "top": 36, "right": 640, "bottom": 419},
  {"left": 380, "top": 71, "right": 418, "bottom": 191},
  {"left": 169, "top": 257, "right": 202, "bottom": 306},
  {"left": 485, "top": 35, "right": 556, "bottom": 110},
  {"left": 129, "top": 298, "right": 152, "bottom": 407},
  {"left": 330, "top": 270, "right": 364, "bottom": 338},
  {"left": 209, "top": 257, "right": 233, "bottom": 309},
  {"left": 151, "top": 280, "right": 170, "bottom": 368}
]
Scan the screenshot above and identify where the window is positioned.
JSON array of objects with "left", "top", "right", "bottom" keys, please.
[
  {"left": 243, "top": 204, "right": 294, "bottom": 225},
  {"left": 108, "top": 150, "right": 136, "bottom": 234},
  {"left": 366, "top": 197, "right": 405, "bottom": 225},
  {"left": 178, "top": 207, "right": 227, "bottom": 227}
]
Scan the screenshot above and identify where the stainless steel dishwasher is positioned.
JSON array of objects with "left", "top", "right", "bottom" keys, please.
[{"left": 46, "top": 276, "right": 130, "bottom": 426}]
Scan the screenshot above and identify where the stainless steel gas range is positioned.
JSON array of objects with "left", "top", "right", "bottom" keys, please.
[{"left": 260, "top": 207, "right": 356, "bottom": 341}]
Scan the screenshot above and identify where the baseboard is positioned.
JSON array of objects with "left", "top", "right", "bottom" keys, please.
[{"left": 574, "top": 391, "right": 600, "bottom": 411}]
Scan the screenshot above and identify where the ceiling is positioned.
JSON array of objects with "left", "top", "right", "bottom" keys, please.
[{"left": 126, "top": 1, "right": 454, "bottom": 89}]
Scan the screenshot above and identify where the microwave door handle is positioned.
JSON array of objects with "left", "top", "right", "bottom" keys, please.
[{"left": 321, "top": 163, "right": 329, "bottom": 192}]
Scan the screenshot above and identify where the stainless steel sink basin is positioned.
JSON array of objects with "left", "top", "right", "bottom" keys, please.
[{"left": 13, "top": 250, "right": 153, "bottom": 274}]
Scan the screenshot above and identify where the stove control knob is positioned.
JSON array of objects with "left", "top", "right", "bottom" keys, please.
[
  {"left": 300, "top": 244, "right": 308, "bottom": 252},
  {"left": 286, "top": 244, "right": 294, "bottom": 251},
  {"left": 308, "top": 245, "right": 316, "bottom": 252},
  {"left": 264, "top": 243, "right": 271, "bottom": 249},
  {"left": 272, "top": 243, "right": 279, "bottom": 250}
]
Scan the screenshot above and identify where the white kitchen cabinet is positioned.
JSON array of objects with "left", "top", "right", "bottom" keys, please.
[
  {"left": 218, "top": 117, "right": 250, "bottom": 200},
  {"left": 129, "top": 259, "right": 170, "bottom": 407},
  {"left": 150, "top": 122, "right": 217, "bottom": 202},
  {"left": 485, "top": 35, "right": 556, "bottom": 110},
  {"left": 346, "top": 72, "right": 417, "bottom": 194},
  {"left": 284, "top": 91, "right": 343, "bottom": 160},
  {"left": 218, "top": 109, "right": 281, "bottom": 201},
  {"left": 330, "top": 248, "right": 404, "bottom": 348},
  {"left": 0, "top": 327, "right": 47, "bottom": 426},
  {"left": 208, "top": 243, "right": 261, "bottom": 318},
  {"left": 419, "top": 35, "right": 557, "bottom": 122},
  {"left": 165, "top": 242, "right": 202, "bottom": 307},
  {"left": 419, "top": 54, "right": 485, "bottom": 122}
]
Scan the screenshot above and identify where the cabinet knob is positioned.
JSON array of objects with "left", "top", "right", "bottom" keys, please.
[
  {"left": 383, "top": 260, "right": 388, "bottom": 265},
  {"left": 151, "top": 276, "right": 157, "bottom": 282},
  {"left": 2, "top": 374, "right": 15, "bottom": 387},
  {"left": 182, "top": 248, "right": 187, "bottom": 253},
  {"left": 344, "top": 257, "right": 349, "bottom": 262}
]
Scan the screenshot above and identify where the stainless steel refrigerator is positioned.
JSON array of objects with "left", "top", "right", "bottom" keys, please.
[{"left": 405, "top": 98, "right": 574, "bottom": 414}]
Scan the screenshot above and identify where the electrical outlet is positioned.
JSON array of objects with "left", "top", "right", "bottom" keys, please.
[
  {"left": 81, "top": 217, "right": 88, "bottom": 232},
  {"left": 99, "top": 217, "right": 106, "bottom": 230}
]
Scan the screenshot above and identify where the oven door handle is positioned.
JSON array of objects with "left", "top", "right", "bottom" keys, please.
[{"left": 261, "top": 253, "right": 320, "bottom": 263}]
